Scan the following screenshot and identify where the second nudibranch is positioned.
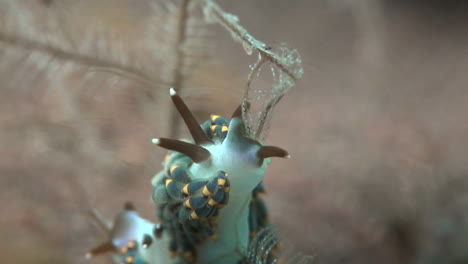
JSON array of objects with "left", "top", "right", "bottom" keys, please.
[
  {"left": 86, "top": 202, "right": 173, "bottom": 264},
  {"left": 151, "top": 88, "right": 289, "bottom": 264}
]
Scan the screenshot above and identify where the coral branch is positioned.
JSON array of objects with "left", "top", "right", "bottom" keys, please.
[{"left": 0, "top": 33, "right": 155, "bottom": 85}]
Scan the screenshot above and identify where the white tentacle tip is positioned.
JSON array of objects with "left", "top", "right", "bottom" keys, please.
[
  {"left": 286, "top": 154, "right": 291, "bottom": 159},
  {"left": 85, "top": 253, "right": 92, "bottom": 259},
  {"left": 152, "top": 138, "right": 160, "bottom": 145},
  {"left": 169, "top": 88, "right": 176, "bottom": 96}
]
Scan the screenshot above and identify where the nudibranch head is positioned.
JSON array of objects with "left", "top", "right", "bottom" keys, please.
[{"left": 152, "top": 88, "right": 289, "bottom": 194}]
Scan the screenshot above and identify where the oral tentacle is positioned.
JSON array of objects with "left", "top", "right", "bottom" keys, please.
[
  {"left": 152, "top": 138, "right": 210, "bottom": 163},
  {"left": 257, "top": 145, "right": 290, "bottom": 160}
]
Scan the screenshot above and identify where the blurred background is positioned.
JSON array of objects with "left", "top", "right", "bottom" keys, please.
[{"left": 1, "top": 0, "right": 468, "bottom": 263}]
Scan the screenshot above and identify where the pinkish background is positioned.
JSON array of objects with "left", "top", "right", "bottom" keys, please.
[{"left": 1, "top": 1, "right": 468, "bottom": 264}]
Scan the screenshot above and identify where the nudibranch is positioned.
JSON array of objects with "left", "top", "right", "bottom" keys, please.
[
  {"left": 86, "top": 202, "right": 172, "bottom": 264},
  {"left": 151, "top": 88, "right": 289, "bottom": 264}
]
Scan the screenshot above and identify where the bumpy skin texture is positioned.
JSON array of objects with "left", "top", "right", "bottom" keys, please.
[{"left": 152, "top": 115, "right": 271, "bottom": 264}]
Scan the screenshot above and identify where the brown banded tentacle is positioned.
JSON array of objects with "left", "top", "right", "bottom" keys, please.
[
  {"left": 169, "top": 88, "right": 212, "bottom": 145},
  {"left": 257, "top": 145, "right": 290, "bottom": 160},
  {"left": 153, "top": 138, "right": 210, "bottom": 163}
]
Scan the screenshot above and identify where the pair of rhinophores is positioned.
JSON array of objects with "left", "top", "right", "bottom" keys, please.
[{"left": 87, "top": 88, "right": 290, "bottom": 264}]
